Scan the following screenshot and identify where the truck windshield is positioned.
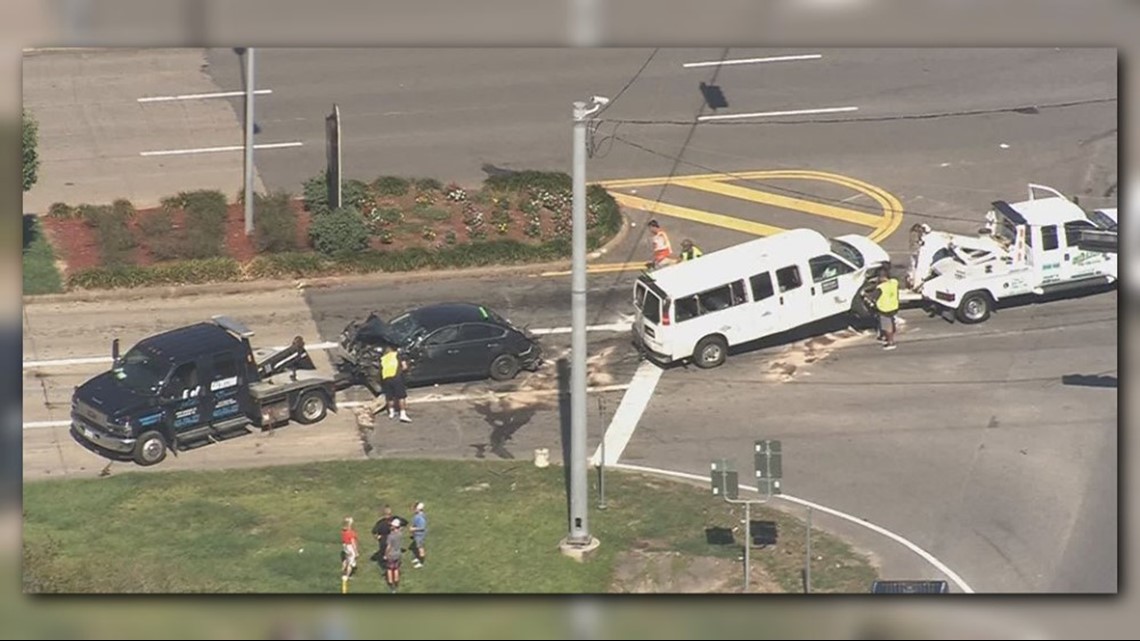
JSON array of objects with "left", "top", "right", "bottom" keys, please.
[
  {"left": 112, "top": 347, "right": 169, "bottom": 395},
  {"left": 386, "top": 313, "right": 426, "bottom": 345}
]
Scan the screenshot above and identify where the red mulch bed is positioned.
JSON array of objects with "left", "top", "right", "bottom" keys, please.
[{"left": 40, "top": 188, "right": 568, "bottom": 280}]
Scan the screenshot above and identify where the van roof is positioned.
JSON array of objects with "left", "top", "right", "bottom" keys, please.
[
  {"left": 647, "top": 228, "right": 831, "bottom": 296},
  {"left": 994, "top": 196, "right": 1089, "bottom": 228}
]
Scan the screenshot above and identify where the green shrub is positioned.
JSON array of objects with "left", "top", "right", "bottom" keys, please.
[
  {"left": 373, "top": 176, "right": 410, "bottom": 197},
  {"left": 67, "top": 257, "right": 241, "bottom": 290},
  {"left": 253, "top": 191, "right": 299, "bottom": 253},
  {"left": 176, "top": 189, "right": 228, "bottom": 259},
  {"left": 137, "top": 209, "right": 181, "bottom": 261},
  {"left": 111, "top": 198, "right": 136, "bottom": 220},
  {"left": 47, "top": 202, "right": 74, "bottom": 219},
  {"left": 308, "top": 206, "right": 370, "bottom": 259},
  {"left": 78, "top": 204, "right": 135, "bottom": 267},
  {"left": 343, "top": 179, "right": 371, "bottom": 210},
  {"left": 483, "top": 170, "right": 571, "bottom": 193},
  {"left": 413, "top": 177, "right": 443, "bottom": 193},
  {"left": 247, "top": 252, "right": 328, "bottom": 279},
  {"left": 303, "top": 172, "right": 329, "bottom": 214}
]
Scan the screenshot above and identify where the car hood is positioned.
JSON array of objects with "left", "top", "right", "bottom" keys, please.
[
  {"left": 834, "top": 234, "right": 892, "bottom": 269},
  {"left": 341, "top": 312, "right": 403, "bottom": 349},
  {"left": 73, "top": 370, "right": 156, "bottom": 418}
]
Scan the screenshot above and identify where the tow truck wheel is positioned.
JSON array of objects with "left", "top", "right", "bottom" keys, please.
[
  {"left": 693, "top": 335, "right": 728, "bottom": 369},
  {"left": 133, "top": 431, "right": 168, "bottom": 466},
  {"left": 294, "top": 390, "right": 329, "bottom": 425},
  {"left": 490, "top": 354, "right": 520, "bottom": 381},
  {"left": 956, "top": 290, "right": 992, "bottom": 324}
]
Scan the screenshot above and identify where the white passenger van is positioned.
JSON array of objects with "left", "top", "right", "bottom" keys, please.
[{"left": 631, "top": 228, "right": 891, "bottom": 369}]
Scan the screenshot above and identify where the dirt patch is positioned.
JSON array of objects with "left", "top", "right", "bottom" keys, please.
[
  {"left": 609, "top": 547, "right": 784, "bottom": 593},
  {"left": 764, "top": 328, "right": 869, "bottom": 383}
]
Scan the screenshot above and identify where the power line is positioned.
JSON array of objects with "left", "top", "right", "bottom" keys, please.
[{"left": 600, "top": 97, "right": 1116, "bottom": 127}]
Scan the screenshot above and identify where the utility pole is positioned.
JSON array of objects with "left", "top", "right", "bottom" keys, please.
[
  {"left": 243, "top": 47, "right": 255, "bottom": 235},
  {"left": 562, "top": 96, "right": 608, "bottom": 558}
]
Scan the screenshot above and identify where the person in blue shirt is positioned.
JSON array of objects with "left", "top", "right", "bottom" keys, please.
[{"left": 411, "top": 501, "right": 428, "bottom": 568}]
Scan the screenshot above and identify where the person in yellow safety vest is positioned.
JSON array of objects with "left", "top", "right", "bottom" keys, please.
[
  {"left": 380, "top": 344, "right": 412, "bottom": 423},
  {"left": 680, "top": 239, "right": 703, "bottom": 261},
  {"left": 873, "top": 265, "right": 900, "bottom": 350}
]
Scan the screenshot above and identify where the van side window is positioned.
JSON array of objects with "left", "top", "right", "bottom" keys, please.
[
  {"left": 750, "top": 272, "right": 774, "bottom": 301},
  {"left": 776, "top": 265, "right": 802, "bottom": 292},
  {"left": 674, "top": 296, "right": 699, "bottom": 322},
  {"left": 1040, "top": 225, "right": 1059, "bottom": 251},
  {"left": 697, "top": 283, "right": 743, "bottom": 313},
  {"left": 642, "top": 292, "right": 661, "bottom": 323},
  {"left": 808, "top": 254, "right": 854, "bottom": 282}
]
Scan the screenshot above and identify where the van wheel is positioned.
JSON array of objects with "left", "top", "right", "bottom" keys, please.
[
  {"left": 693, "top": 335, "right": 728, "bottom": 369},
  {"left": 956, "top": 291, "right": 992, "bottom": 324},
  {"left": 294, "top": 390, "right": 329, "bottom": 425},
  {"left": 133, "top": 431, "right": 168, "bottom": 466},
  {"left": 490, "top": 353, "right": 520, "bottom": 381}
]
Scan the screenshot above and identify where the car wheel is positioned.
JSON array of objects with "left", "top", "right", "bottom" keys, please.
[
  {"left": 294, "top": 390, "right": 329, "bottom": 425},
  {"left": 956, "top": 290, "right": 992, "bottom": 324},
  {"left": 490, "top": 353, "right": 521, "bottom": 381},
  {"left": 133, "top": 430, "right": 168, "bottom": 466},
  {"left": 693, "top": 335, "right": 728, "bottom": 369}
]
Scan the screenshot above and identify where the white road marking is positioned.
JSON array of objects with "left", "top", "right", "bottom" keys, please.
[
  {"left": 589, "top": 361, "right": 664, "bottom": 466},
  {"left": 139, "top": 141, "right": 303, "bottom": 157},
  {"left": 138, "top": 89, "right": 273, "bottom": 102},
  {"left": 609, "top": 462, "right": 976, "bottom": 594},
  {"left": 698, "top": 106, "right": 858, "bottom": 122},
  {"left": 23, "top": 323, "right": 633, "bottom": 370},
  {"left": 683, "top": 53, "right": 822, "bottom": 68},
  {"left": 22, "top": 383, "right": 632, "bottom": 429}
]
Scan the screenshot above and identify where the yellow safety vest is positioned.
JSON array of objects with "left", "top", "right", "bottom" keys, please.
[
  {"left": 681, "top": 246, "right": 703, "bottom": 261},
  {"left": 380, "top": 351, "right": 399, "bottom": 379},
  {"left": 876, "top": 278, "right": 900, "bottom": 313}
]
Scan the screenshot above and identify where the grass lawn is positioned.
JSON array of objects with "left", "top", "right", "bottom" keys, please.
[
  {"left": 22, "top": 214, "right": 63, "bottom": 295},
  {"left": 22, "top": 459, "right": 878, "bottom": 594}
]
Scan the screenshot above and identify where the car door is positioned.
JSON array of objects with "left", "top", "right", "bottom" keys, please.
[
  {"left": 807, "top": 253, "right": 857, "bottom": 319},
  {"left": 746, "top": 270, "right": 780, "bottom": 338},
  {"left": 206, "top": 350, "right": 247, "bottom": 426},
  {"left": 1062, "top": 220, "right": 1110, "bottom": 281},
  {"left": 773, "top": 262, "right": 812, "bottom": 330},
  {"left": 1035, "top": 224, "right": 1066, "bottom": 285},
  {"left": 451, "top": 323, "right": 510, "bottom": 378},
  {"left": 165, "top": 359, "right": 209, "bottom": 439},
  {"left": 412, "top": 325, "right": 463, "bottom": 382}
]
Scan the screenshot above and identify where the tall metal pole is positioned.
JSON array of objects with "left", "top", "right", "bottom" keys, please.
[
  {"left": 805, "top": 506, "right": 813, "bottom": 593},
  {"left": 568, "top": 101, "right": 590, "bottom": 544},
  {"left": 243, "top": 47, "right": 255, "bottom": 236},
  {"left": 744, "top": 502, "right": 751, "bottom": 592}
]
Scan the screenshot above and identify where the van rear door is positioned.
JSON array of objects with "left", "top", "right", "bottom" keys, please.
[{"left": 634, "top": 276, "right": 668, "bottom": 356}]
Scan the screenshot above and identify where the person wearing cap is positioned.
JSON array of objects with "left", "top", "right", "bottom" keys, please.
[
  {"left": 646, "top": 219, "right": 675, "bottom": 270},
  {"left": 384, "top": 517, "right": 404, "bottom": 592},
  {"left": 410, "top": 502, "right": 428, "bottom": 569},
  {"left": 679, "top": 239, "right": 703, "bottom": 261}
]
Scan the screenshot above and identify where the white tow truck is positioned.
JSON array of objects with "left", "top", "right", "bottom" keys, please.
[{"left": 902, "top": 183, "right": 1118, "bottom": 323}]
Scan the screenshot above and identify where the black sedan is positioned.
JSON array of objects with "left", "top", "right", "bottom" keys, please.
[{"left": 337, "top": 302, "right": 544, "bottom": 387}]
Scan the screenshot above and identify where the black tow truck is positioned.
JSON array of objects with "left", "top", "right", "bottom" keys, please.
[{"left": 69, "top": 316, "right": 357, "bottom": 467}]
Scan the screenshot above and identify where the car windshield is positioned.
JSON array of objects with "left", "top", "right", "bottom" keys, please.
[
  {"left": 829, "top": 239, "right": 864, "bottom": 268},
  {"left": 1086, "top": 210, "right": 1118, "bottom": 231},
  {"left": 112, "top": 346, "right": 169, "bottom": 395},
  {"left": 385, "top": 312, "right": 427, "bottom": 345}
]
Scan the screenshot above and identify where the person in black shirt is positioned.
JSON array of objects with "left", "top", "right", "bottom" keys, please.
[{"left": 370, "top": 505, "right": 404, "bottom": 583}]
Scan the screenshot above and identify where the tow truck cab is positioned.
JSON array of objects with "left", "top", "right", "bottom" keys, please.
[{"left": 70, "top": 316, "right": 337, "bottom": 466}]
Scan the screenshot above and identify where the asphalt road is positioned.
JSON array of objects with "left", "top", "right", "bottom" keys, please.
[{"left": 20, "top": 47, "right": 1118, "bottom": 593}]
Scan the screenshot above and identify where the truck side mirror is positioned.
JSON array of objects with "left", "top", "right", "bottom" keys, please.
[{"left": 112, "top": 338, "right": 121, "bottom": 364}]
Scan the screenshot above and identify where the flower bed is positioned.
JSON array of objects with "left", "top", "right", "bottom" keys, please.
[{"left": 37, "top": 171, "right": 623, "bottom": 292}]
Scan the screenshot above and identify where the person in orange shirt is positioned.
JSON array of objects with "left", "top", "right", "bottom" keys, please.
[
  {"left": 647, "top": 219, "right": 675, "bottom": 269},
  {"left": 340, "top": 516, "right": 359, "bottom": 593}
]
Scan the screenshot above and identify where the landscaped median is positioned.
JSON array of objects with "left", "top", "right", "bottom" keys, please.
[
  {"left": 22, "top": 459, "right": 878, "bottom": 594},
  {"left": 26, "top": 170, "right": 626, "bottom": 294}
]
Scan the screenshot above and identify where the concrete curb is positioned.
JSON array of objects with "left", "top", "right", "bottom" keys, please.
[{"left": 23, "top": 209, "right": 633, "bottom": 305}]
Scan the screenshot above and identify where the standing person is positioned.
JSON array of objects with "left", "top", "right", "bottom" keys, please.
[
  {"left": 873, "top": 265, "right": 901, "bottom": 350},
  {"left": 385, "top": 518, "right": 404, "bottom": 593},
  {"left": 646, "top": 219, "right": 675, "bottom": 270},
  {"left": 380, "top": 344, "right": 412, "bottom": 423},
  {"left": 339, "top": 516, "right": 358, "bottom": 594},
  {"left": 410, "top": 502, "right": 428, "bottom": 569},
  {"left": 371, "top": 505, "right": 394, "bottom": 573}
]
